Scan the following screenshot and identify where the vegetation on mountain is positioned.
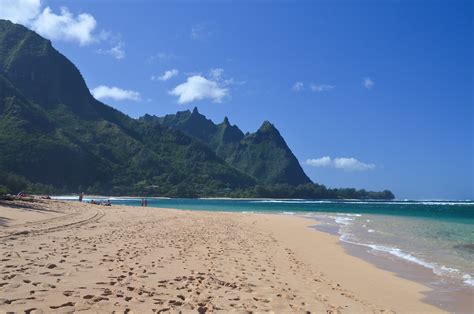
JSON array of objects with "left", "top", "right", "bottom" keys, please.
[
  {"left": 141, "top": 108, "right": 312, "bottom": 185},
  {"left": 0, "top": 19, "right": 394, "bottom": 199}
]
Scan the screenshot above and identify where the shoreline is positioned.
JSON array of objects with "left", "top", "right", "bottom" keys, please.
[
  {"left": 51, "top": 195, "right": 400, "bottom": 201},
  {"left": 50, "top": 195, "right": 473, "bottom": 202},
  {"left": 248, "top": 212, "right": 444, "bottom": 313},
  {"left": 311, "top": 221, "right": 473, "bottom": 313},
  {"left": 0, "top": 198, "right": 448, "bottom": 312},
  {"left": 340, "top": 240, "right": 473, "bottom": 313}
]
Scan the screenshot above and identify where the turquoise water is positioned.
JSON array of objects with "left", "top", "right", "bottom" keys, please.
[{"left": 55, "top": 197, "right": 474, "bottom": 287}]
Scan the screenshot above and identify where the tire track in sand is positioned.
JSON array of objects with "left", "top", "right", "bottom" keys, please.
[{"left": 0, "top": 206, "right": 105, "bottom": 240}]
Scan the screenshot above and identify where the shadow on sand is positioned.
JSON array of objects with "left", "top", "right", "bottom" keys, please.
[{"left": 0, "top": 199, "right": 60, "bottom": 213}]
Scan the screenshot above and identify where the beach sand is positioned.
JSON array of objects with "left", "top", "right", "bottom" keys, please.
[{"left": 0, "top": 198, "right": 443, "bottom": 313}]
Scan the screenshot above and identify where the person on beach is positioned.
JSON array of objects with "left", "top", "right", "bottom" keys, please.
[
  {"left": 79, "top": 192, "right": 84, "bottom": 202},
  {"left": 144, "top": 199, "right": 148, "bottom": 207},
  {"left": 140, "top": 198, "right": 144, "bottom": 207}
]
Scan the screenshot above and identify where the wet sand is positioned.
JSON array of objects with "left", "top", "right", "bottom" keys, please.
[
  {"left": 313, "top": 220, "right": 474, "bottom": 313},
  {"left": 0, "top": 198, "right": 444, "bottom": 312},
  {"left": 341, "top": 241, "right": 473, "bottom": 313}
]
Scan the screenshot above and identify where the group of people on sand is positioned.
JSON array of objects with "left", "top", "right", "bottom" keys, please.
[
  {"left": 78, "top": 193, "right": 147, "bottom": 207},
  {"left": 89, "top": 199, "right": 112, "bottom": 206},
  {"left": 78, "top": 192, "right": 111, "bottom": 206}
]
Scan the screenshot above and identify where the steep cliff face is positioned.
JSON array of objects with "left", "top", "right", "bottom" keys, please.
[
  {"left": 227, "top": 121, "right": 312, "bottom": 185},
  {"left": 142, "top": 108, "right": 312, "bottom": 185}
]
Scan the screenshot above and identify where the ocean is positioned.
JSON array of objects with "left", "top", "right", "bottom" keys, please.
[{"left": 54, "top": 197, "right": 474, "bottom": 289}]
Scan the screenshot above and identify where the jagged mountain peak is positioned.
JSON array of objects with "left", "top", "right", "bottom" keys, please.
[
  {"left": 257, "top": 120, "right": 278, "bottom": 133},
  {"left": 149, "top": 108, "right": 312, "bottom": 186}
]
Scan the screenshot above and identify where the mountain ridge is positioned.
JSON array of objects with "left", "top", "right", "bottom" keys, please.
[{"left": 141, "top": 107, "right": 312, "bottom": 186}]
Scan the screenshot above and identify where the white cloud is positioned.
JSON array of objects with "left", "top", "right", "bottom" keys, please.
[
  {"left": 310, "top": 84, "right": 335, "bottom": 92},
  {"left": 209, "top": 68, "right": 224, "bottom": 80},
  {"left": 31, "top": 7, "right": 97, "bottom": 46},
  {"left": 0, "top": 0, "right": 123, "bottom": 52},
  {"left": 333, "top": 157, "right": 375, "bottom": 171},
  {"left": 0, "top": 0, "right": 41, "bottom": 24},
  {"left": 292, "top": 82, "right": 304, "bottom": 92},
  {"left": 191, "top": 23, "right": 213, "bottom": 40},
  {"left": 170, "top": 75, "right": 228, "bottom": 104},
  {"left": 91, "top": 85, "right": 141, "bottom": 101},
  {"left": 306, "top": 156, "right": 375, "bottom": 171},
  {"left": 153, "top": 69, "right": 179, "bottom": 81},
  {"left": 363, "top": 77, "right": 374, "bottom": 89},
  {"left": 292, "top": 82, "right": 335, "bottom": 92},
  {"left": 97, "top": 40, "right": 125, "bottom": 59},
  {"left": 306, "top": 156, "right": 332, "bottom": 167},
  {"left": 0, "top": 0, "right": 98, "bottom": 46}
]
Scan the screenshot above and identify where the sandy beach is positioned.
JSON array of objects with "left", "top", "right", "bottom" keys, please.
[{"left": 0, "top": 198, "right": 444, "bottom": 313}]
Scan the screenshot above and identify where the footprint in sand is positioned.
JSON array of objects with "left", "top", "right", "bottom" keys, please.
[{"left": 49, "top": 301, "right": 75, "bottom": 309}]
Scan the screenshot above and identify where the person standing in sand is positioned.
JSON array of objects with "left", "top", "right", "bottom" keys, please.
[{"left": 79, "top": 192, "right": 84, "bottom": 202}]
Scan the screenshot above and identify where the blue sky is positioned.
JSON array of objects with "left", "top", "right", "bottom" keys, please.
[{"left": 2, "top": 0, "right": 472, "bottom": 199}]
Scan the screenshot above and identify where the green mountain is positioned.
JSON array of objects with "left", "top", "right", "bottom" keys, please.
[
  {"left": 0, "top": 19, "right": 255, "bottom": 196},
  {"left": 0, "top": 19, "right": 394, "bottom": 199},
  {"left": 141, "top": 108, "right": 312, "bottom": 185}
]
